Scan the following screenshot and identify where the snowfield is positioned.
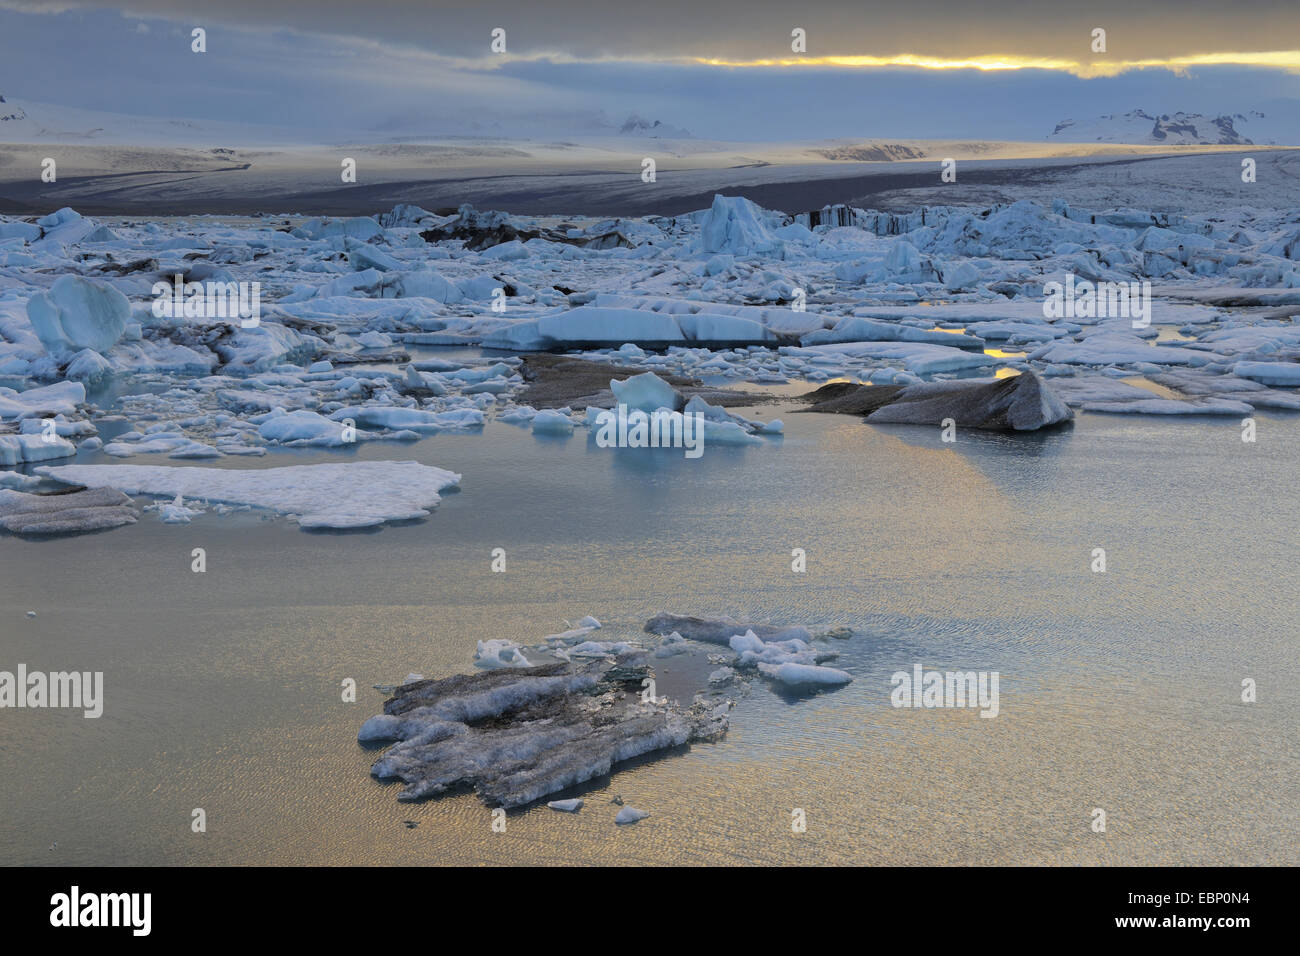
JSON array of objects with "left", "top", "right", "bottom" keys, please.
[{"left": 1, "top": 178, "right": 1298, "bottom": 530}]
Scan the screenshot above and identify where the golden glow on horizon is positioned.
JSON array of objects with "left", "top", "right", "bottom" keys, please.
[{"left": 690, "top": 50, "right": 1300, "bottom": 78}]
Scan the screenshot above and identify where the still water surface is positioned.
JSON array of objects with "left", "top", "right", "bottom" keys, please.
[{"left": 1, "top": 395, "right": 1296, "bottom": 864}]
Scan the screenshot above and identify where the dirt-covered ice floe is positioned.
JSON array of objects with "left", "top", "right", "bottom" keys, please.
[
  {"left": 0, "top": 487, "right": 138, "bottom": 535},
  {"left": 801, "top": 371, "right": 1074, "bottom": 431},
  {"left": 362, "top": 612, "right": 852, "bottom": 809},
  {"left": 360, "top": 658, "right": 729, "bottom": 808},
  {"left": 35, "top": 459, "right": 459, "bottom": 529}
]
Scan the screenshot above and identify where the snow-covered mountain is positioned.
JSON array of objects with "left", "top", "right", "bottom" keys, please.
[
  {"left": 618, "top": 114, "right": 692, "bottom": 138},
  {"left": 1047, "top": 109, "right": 1266, "bottom": 146}
]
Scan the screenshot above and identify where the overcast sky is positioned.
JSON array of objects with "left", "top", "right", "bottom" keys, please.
[{"left": 3, "top": 1, "right": 1298, "bottom": 140}]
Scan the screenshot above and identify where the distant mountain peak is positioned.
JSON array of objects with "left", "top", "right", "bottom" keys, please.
[
  {"left": 1048, "top": 109, "right": 1264, "bottom": 145},
  {"left": 618, "top": 113, "right": 691, "bottom": 138}
]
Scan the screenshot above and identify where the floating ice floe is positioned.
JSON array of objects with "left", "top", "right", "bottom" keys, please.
[
  {"left": 36, "top": 459, "right": 460, "bottom": 530},
  {"left": 0, "top": 487, "right": 138, "bottom": 536},
  {"left": 359, "top": 657, "right": 728, "bottom": 808}
]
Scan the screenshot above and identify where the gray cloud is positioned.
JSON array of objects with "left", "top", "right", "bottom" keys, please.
[{"left": 4, "top": 0, "right": 1300, "bottom": 63}]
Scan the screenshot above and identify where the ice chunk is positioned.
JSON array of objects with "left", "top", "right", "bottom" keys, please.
[
  {"left": 548, "top": 799, "right": 584, "bottom": 813},
  {"left": 26, "top": 276, "right": 130, "bottom": 354},
  {"left": 0, "top": 433, "right": 77, "bottom": 466},
  {"left": 1233, "top": 361, "right": 1300, "bottom": 387},
  {"left": 0, "top": 381, "right": 86, "bottom": 422},
  {"left": 757, "top": 662, "right": 854, "bottom": 686},
  {"left": 64, "top": 348, "right": 113, "bottom": 383},
  {"left": 259, "top": 409, "right": 358, "bottom": 446},
  {"left": 531, "top": 408, "right": 575, "bottom": 435},
  {"left": 474, "top": 639, "right": 532, "bottom": 669},
  {"left": 615, "top": 807, "right": 650, "bottom": 825},
  {"left": 609, "top": 371, "right": 682, "bottom": 412},
  {"left": 729, "top": 630, "right": 766, "bottom": 655}
]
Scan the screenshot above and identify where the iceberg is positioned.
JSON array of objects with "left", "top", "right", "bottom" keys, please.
[
  {"left": 25, "top": 276, "right": 130, "bottom": 354},
  {"left": 699, "top": 195, "right": 783, "bottom": 256},
  {"left": 608, "top": 371, "right": 683, "bottom": 413},
  {"left": 803, "top": 372, "right": 1075, "bottom": 432}
]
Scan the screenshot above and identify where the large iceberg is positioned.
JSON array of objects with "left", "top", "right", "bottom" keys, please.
[{"left": 699, "top": 195, "right": 784, "bottom": 256}]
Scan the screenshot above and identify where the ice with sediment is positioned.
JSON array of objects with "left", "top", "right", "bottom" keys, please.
[
  {"left": 863, "top": 373, "right": 1075, "bottom": 431},
  {"left": 36, "top": 460, "right": 461, "bottom": 530},
  {"left": 0, "top": 486, "right": 138, "bottom": 535},
  {"left": 360, "top": 657, "right": 728, "bottom": 808}
]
